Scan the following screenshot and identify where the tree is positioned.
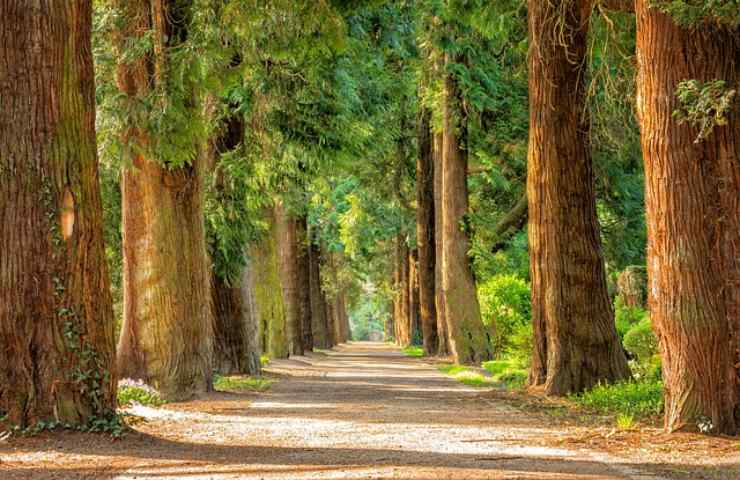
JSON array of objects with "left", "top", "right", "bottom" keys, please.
[
  {"left": 416, "top": 108, "right": 439, "bottom": 355},
  {"left": 0, "top": 0, "right": 117, "bottom": 426},
  {"left": 526, "top": 0, "right": 630, "bottom": 395},
  {"left": 441, "top": 50, "right": 493, "bottom": 364},
  {"left": 113, "top": 0, "right": 213, "bottom": 399},
  {"left": 635, "top": 1, "right": 739, "bottom": 434},
  {"left": 276, "top": 202, "right": 305, "bottom": 356}
]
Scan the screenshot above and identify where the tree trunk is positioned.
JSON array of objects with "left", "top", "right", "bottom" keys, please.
[
  {"left": 296, "top": 215, "right": 313, "bottom": 351},
  {"left": 321, "top": 245, "right": 337, "bottom": 348},
  {"left": 635, "top": 1, "right": 739, "bottom": 434},
  {"left": 211, "top": 264, "right": 261, "bottom": 376},
  {"left": 433, "top": 132, "right": 450, "bottom": 355},
  {"left": 526, "top": 0, "right": 630, "bottom": 396},
  {"left": 417, "top": 109, "right": 439, "bottom": 355},
  {"left": 409, "top": 249, "right": 421, "bottom": 345},
  {"left": 275, "top": 202, "right": 304, "bottom": 356},
  {"left": 441, "top": 53, "right": 492, "bottom": 364},
  {"left": 252, "top": 210, "right": 288, "bottom": 359},
  {"left": 308, "top": 229, "right": 329, "bottom": 348},
  {"left": 394, "top": 238, "right": 411, "bottom": 346},
  {"left": 0, "top": 0, "right": 117, "bottom": 427}
]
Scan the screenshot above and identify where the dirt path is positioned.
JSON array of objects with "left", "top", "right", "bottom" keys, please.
[{"left": 1, "top": 342, "right": 737, "bottom": 479}]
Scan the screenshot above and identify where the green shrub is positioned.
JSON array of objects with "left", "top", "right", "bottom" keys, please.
[
  {"left": 438, "top": 365, "right": 494, "bottom": 388},
  {"left": 402, "top": 346, "right": 424, "bottom": 358},
  {"left": 117, "top": 380, "right": 165, "bottom": 407},
  {"left": 213, "top": 375, "right": 273, "bottom": 392},
  {"left": 571, "top": 380, "right": 663, "bottom": 418},
  {"left": 483, "top": 359, "right": 528, "bottom": 388},
  {"left": 478, "top": 274, "right": 531, "bottom": 356},
  {"left": 624, "top": 317, "right": 658, "bottom": 364},
  {"left": 614, "top": 297, "right": 648, "bottom": 340}
]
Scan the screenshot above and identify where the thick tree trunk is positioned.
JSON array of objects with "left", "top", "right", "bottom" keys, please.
[
  {"left": 0, "top": 0, "right": 117, "bottom": 427},
  {"left": 409, "top": 249, "right": 421, "bottom": 345},
  {"left": 433, "top": 132, "right": 450, "bottom": 355},
  {"left": 114, "top": 0, "right": 213, "bottom": 400},
  {"left": 252, "top": 210, "right": 288, "bottom": 359},
  {"left": 296, "top": 215, "right": 313, "bottom": 351},
  {"left": 526, "top": 0, "right": 630, "bottom": 396},
  {"left": 308, "top": 229, "right": 329, "bottom": 348},
  {"left": 394, "top": 238, "right": 411, "bottom": 346},
  {"left": 417, "top": 109, "right": 439, "bottom": 355},
  {"left": 441, "top": 54, "right": 493, "bottom": 364},
  {"left": 321, "top": 245, "right": 337, "bottom": 347},
  {"left": 211, "top": 265, "right": 261, "bottom": 376},
  {"left": 635, "top": 1, "right": 739, "bottom": 434},
  {"left": 275, "top": 202, "right": 304, "bottom": 356}
]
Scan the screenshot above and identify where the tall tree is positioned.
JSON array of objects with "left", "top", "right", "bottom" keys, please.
[
  {"left": 297, "top": 215, "right": 314, "bottom": 351},
  {"left": 114, "top": 0, "right": 213, "bottom": 399},
  {"left": 0, "top": 0, "right": 117, "bottom": 426},
  {"left": 526, "top": 0, "right": 630, "bottom": 395},
  {"left": 416, "top": 108, "right": 439, "bottom": 354},
  {"left": 441, "top": 51, "right": 493, "bottom": 364},
  {"left": 275, "top": 202, "right": 305, "bottom": 356},
  {"left": 433, "top": 131, "right": 450, "bottom": 355},
  {"left": 635, "top": 1, "right": 739, "bottom": 434}
]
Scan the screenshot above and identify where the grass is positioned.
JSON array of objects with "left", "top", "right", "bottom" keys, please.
[
  {"left": 402, "top": 346, "right": 424, "bottom": 358},
  {"left": 616, "top": 413, "right": 636, "bottom": 431},
  {"left": 570, "top": 379, "right": 663, "bottom": 419},
  {"left": 482, "top": 359, "right": 528, "bottom": 388},
  {"left": 437, "top": 364, "right": 495, "bottom": 387},
  {"left": 117, "top": 380, "right": 165, "bottom": 407},
  {"left": 213, "top": 374, "right": 274, "bottom": 393},
  {"left": 260, "top": 355, "right": 270, "bottom": 367}
]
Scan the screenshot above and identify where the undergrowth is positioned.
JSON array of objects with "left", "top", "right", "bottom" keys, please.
[
  {"left": 437, "top": 365, "right": 494, "bottom": 387},
  {"left": 117, "top": 379, "right": 165, "bottom": 407},
  {"left": 402, "top": 346, "right": 424, "bottom": 358},
  {"left": 214, "top": 375, "right": 274, "bottom": 392},
  {"left": 570, "top": 380, "right": 664, "bottom": 419}
]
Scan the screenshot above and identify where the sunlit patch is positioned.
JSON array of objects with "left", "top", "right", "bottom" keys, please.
[{"left": 60, "top": 188, "right": 75, "bottom": 240}]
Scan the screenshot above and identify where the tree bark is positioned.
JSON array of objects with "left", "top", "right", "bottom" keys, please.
[
  {"left": 0, "top": 0, "right": 117, "bottom": 427},
  {"left": 526, "top": 0, "right": 630, "bottom": 396},
  {"left": 394, "top": 237, "right": 411, "bottom": 346},
  {"left": 635, "top": 1, "right": 739, "bottom": 434},
  {"left": 275, "top": 202, "right": 304, "bottom": 356},
  {"left": 441, "top": 53, "right": 493, "bottom": 364},
  {"left": 114, "top": 0, "right": 213, "bottom": 399},
  {"left": 252, "top": 210, "right": 288, "bottom": 359},
  {"left": 308, "top": 228, "right": 330, "bottom": 349},
  {"left": 409, "top": 249, "right": 421, "bottom": 345},
  {"left": 416, "top": 108, "right": 439, "bottom": 355},
  {"left": 296, "top": 215, "right": 313, "bottom": 351},
  {"left": 433, "top": 132, "right": 450, "bottom": 355}
]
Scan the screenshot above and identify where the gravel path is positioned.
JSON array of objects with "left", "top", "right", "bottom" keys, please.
[{"left": 1, "top": 341, "right": 733, "bottom": 479}]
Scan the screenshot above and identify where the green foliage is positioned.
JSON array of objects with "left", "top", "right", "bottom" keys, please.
[
  {"left": 673, "top": 79, "right": 737, "bottom": 142},
  {"left": 614, "top": 297, "right": 649, "bottom": 340},
  {"left": 654, "top": 0, "right": 740, "bottom": 27},
  {"left": 213, "top": 375, "right": 274, "bottom": 392},
  {"left": 117, "top": 380, "right": 165, "bottom": 407},
  {"left": 623, "top": 318, "right": 659, "bottom": 366},
  {"left": 477, "top": 274, "right": 530, "bottom": 355},
  {"left": 402, "top": 346, "right": 425, "bottom": 358},
  {"left": 437, "top": 365, "right": 495, "bottom": 388},
  {"left": 616, "top": 413, "right": 636, "bottom": 431},
  {"left": 482, "top": 359, "right": 528, "bottom": 388},
  {"left": 571, "top": 380, "right": 664, "bottom": 419}
]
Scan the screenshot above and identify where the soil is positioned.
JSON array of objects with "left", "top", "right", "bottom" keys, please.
[{"left": 1, "top": 342, "right": 737, "bottom": 479}]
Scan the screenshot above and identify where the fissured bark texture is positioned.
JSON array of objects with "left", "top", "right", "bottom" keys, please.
[
  {"left": 0, "top": 0, "right": 116, "bottom": 426},
  {"left": 526, "top": 0, "right": 629, "bottom": 395},
  {"left": 635, "top": 1, "right": 739, "bottom": 434}
]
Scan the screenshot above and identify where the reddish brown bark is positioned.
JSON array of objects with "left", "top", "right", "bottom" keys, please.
[
  {"left": 114, "top": 0, "right": 213, "bottom": 399},
  {"left": 309, "top": 232, "right": 331, "bottom": 348},
  {"left": 394, "top": 238, "right": 411, "bottom": 346},
  {"left": 416, "top": 108, "right": 439, "bottom": 355},
  {"left": 275, "top": 202, "right": 304, "bottom": 356},
  {"left": 409, "top": 249, "right": 421, "bottom": 345},
  {"left": 441, "top": 53, "right": 493, "bottom": 364},
  {"left": 526, "top": 0, "right": 630, "bottom": 395},
  {"left": 0, "top": 0, "right": 117, "bottom": 427},
  {"left": 635, "top": 1, "right": 739, "bottom": 434},
  {"left": 433, "top": 132, "right": 450, "bottom": 355}
]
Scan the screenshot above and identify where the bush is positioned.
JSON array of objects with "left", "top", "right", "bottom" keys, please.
[
  {"left": 478, "top": 274, "right": 531, "bottom": 356},
  {"left": 571, "top": 380, "right": 663, "bottom": 418},
  {"left": 623, "top": 317, "right": 658, "bottom": 364},
  {"left": 483, "top": 359, "right": 528, "bottom": 388},
  {"left": 117, "top": 379, "right": 165, "bottom": 407},
  {"left": 614, "top": 296, "right": 649, "bottom": 340},
  {"left": 402, "top": 346, "right": 424, "bottom": 358}
]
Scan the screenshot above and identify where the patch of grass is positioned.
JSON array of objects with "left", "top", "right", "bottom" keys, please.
[
  {"left": 402, "top": 346, "right": 424, "bottom": 358},
  {"left": 117, "top": 380, "right": 165, "bottom": 407},
  {"left": 214, "top": 375, "right": 274, "bottom": 393},
  {"left": 260, "top": 355, "right": 270, "bottom": 367},
  {"left": 616, "top": 413, "right": 636, "bottom": 431},
  {"left": 482, "top": 359, "right": 528, "bottom": 388},
  {"left": 437, "top": 364, "right": 494, "bottom": 388},
  {"left": 570, "top": 380, "right": 663, "bottom": 419}
]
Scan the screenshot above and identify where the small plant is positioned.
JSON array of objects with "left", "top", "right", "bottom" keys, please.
[
  {"left": 616, "top": 413, "right": 636, "bottom": 431},
  {"left": 117, "top": 379, "right": 165, "bottom": 407},
  {"left": 213, "top": 375, "right": 274, "bottom": 392},
  {"left": 402, "top": 346, "right": 424, "bottom": 358},
  {"left": 697, "top": 415, "right": 714, "bottom": 434},
  {"left": 571, "top": 380, "right": 664, "bottom": 419},
  {"left": 260, "top": 355, "right": 270, "bottom": 367},
  {"left": 437, "top": 365, "right": 494, "bottom": 388},
  {"left": 673, "top": 79, "right": 736, "bottom": 142}
]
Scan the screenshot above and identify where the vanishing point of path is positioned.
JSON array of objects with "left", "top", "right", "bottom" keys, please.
[{"left": 2, "top": 342, "right": 736, "bottom": 479}]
